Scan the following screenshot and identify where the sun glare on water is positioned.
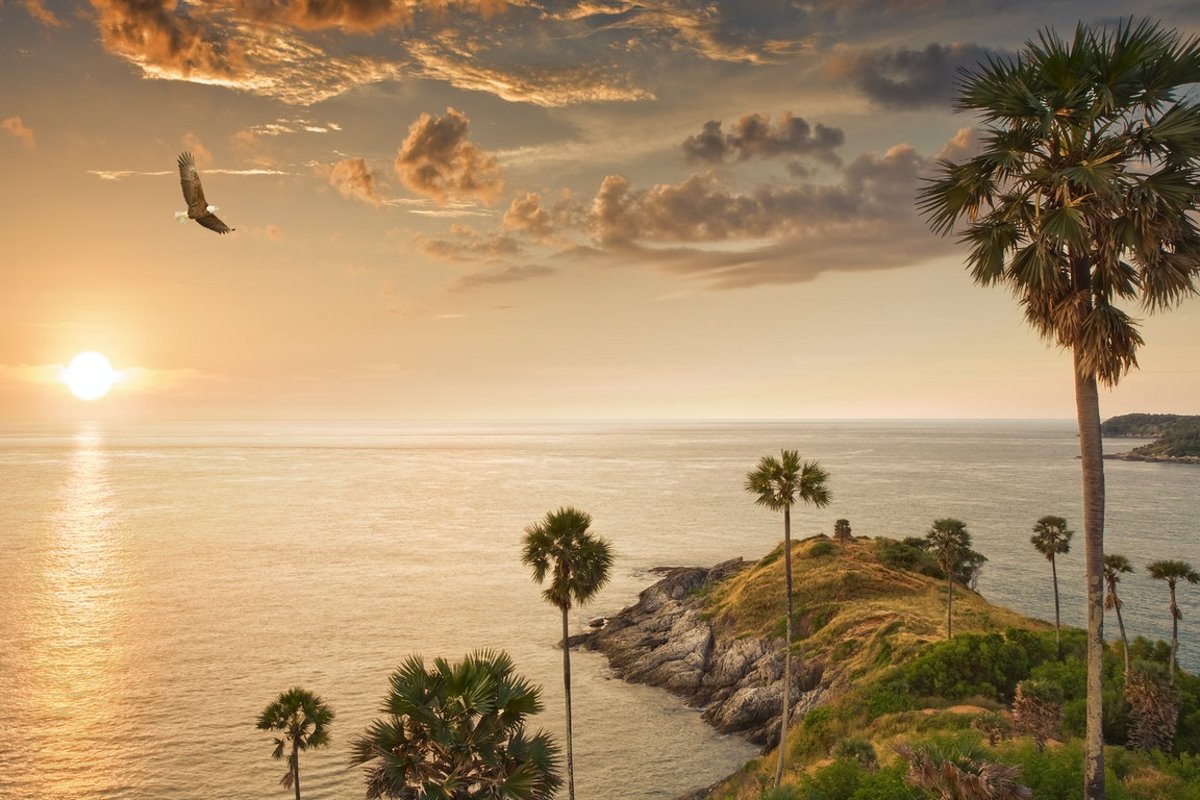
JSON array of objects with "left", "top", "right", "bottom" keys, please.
[{"left": 63, "top": 352, "right": 118, "bottom": 400}]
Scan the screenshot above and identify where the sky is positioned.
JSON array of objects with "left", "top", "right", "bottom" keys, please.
[{"left": 2, "top": 0, "right": 1199, "bottom": 422}]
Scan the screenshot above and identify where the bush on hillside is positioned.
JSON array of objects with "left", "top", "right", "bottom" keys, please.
[{"left": 903, "top": 630, "right": 1056, "bottom": 702}]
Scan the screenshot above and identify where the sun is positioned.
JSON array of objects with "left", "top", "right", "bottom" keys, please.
[{"left": 63, "top": 352, "right": 118, "bottom": 400}]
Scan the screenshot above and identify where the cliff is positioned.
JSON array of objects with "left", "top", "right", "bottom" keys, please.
[{"left": 575, "top": 537, "right": 1038, "bottom": 748}]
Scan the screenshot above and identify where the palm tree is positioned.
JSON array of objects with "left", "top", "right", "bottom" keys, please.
[
  {"left": 1146, "top": 559, "right": 1200, "bottom": 682},
  {"left": 1030, "top": 515, "right": 1074, "bottom": 654},
  {"left": 917, "top": 20, "right": 1200, "bottom": 799},
  {"left": 257, "top": 687, "right": 334, "bottom": 800},
  {"left": 926, "top": 518, "right": 971, "bottom": 640},
  {"left": 1103, "top": 554, "right": 1135, "bottom": 674},
  {"left": 351, "top": 649, "right": 561, "bottom": 799},
  {"left": 745, "top": 450, "right": 830, "bottom": 788},
  {"left": 833, "top": 518, "right": 852, "bottom": 543},
  {"left": 521, "top": 507, "right": 613, "bottom": 800},
  {"left": 895, "top": 740, "right": 1032, "bottom": 800}
]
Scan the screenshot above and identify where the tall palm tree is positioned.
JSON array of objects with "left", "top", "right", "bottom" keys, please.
[
  {"left": 1030, "top": 515, "right": 1074, "bottom": 654},
  {"left": 1146, "top": 559, "right": 1199, "bottom": 682},
  {"left": 351, "top": 649, "right": 561, "bottom": 799},
  {"left": 926, "top": 518, "right": 971, "bottom": 640},
  {"left": 257, "top": 687, "right": 334, "bottom": 800},
  {"left": 745, "top": 450, "right": 830, "bottom": 788},
  {"left": 917, "top": 20, "right": 1200, "bottom": 799},
  {"left": 1103, "top": 554, "right": 1135, "bottom": 675},
  {"left": 522, "top": 507, "right": 613, "bottom": 800}
]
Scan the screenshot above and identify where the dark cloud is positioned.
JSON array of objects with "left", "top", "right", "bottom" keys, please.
[
  {"left": 682, "top": 112, "right": 844, "bottom": 166},
  {"left": 451, "top": 264, "right": 557, "bottom": 292},
  {"left": 89, "top": 0, "right": 243, "bottom": 80},
  {"left": 827, "top": 42, "right": 1007, "bottom": 110},
  {"left": 578, "top": 134, "right": 964, "bottom": 287},
  {"left": 395, "top": 108, "right": 503, "bottom": 204}
]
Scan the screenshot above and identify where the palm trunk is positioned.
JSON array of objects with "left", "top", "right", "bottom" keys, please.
[
  {"left": 1169, "top": 583, "right": 1179, "bottom": 684},
  {"left": 1075, "top": 351, "right": 1106, "bottom": 800},
  {"left": 292, "top": 740, "right": 301, "bottom": 800},
  {"left": 1052, "top": 555, "right": 1061, "bottom": 657},
  {"left": 562, "top": 604, "right": 576, "bottom": 800},
  {"left": 774, "top": 505, "right": 793, "bottom": 788},
  {"left": 1114, "top": 598, "right": 1130, "bottom": 676}
]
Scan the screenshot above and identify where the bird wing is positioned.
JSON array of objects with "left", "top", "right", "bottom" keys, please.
[
  {"left": 177, "top": 151, "right": 209, "bottom": 214},
  {"left": 195, "top": 213, "right": 234, "bottom": 235}
]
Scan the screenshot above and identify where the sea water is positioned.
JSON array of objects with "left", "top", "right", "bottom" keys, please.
[{"left": 0, "top": 420, "right": 1196, "bottom": 799}]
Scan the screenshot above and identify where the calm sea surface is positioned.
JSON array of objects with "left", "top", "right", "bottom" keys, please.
[{"left": 1, "top": 420, "right": 1196, "bottom": 800}]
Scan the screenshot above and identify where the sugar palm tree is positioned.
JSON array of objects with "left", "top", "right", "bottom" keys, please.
[
  {"left": 522, "top": 507, "right": 613, "bottom": 800},
  {"left": 1146, "top": 559, "right": 1199, "bottom": 682},
  {"left": 1031, "top": 515, "right": 1074, "bottom": 654},
  {"left": 917, "top": 20, "right": 1200, "bottom": 799},
  {"left": 257, "top": 687, "right": 334, "bottom": 800},
  {"left": 350, "top": 649, "right": 561, "bottom": 799},
  {"left": 745, "top": 450, "right": 830, "bottom": 788},
  {"left": 1103, "top": 554, "right": 1135, "bottom": 674},
  {"left": 895, "top": 740, "right": 1032, "bottom": 800},
  {"left": 926, "top": 518, "right": 971, "bottom": 640}
]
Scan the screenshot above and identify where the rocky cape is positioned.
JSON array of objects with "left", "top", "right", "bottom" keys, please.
[{"left": 571, "top": 558, "right": 822, "bottom": 748}]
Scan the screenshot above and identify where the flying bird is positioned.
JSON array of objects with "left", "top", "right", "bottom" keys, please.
[{"left": 175, "top": 151, "right": 234, "bottom": 234}]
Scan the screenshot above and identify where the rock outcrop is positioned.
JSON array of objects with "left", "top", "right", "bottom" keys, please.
[{"left": 574, "top": 559, "right": 824, "bottom": 748}]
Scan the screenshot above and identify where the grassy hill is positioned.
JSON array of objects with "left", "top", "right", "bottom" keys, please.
[{"left": 688, "top": 536, "right": 1200, "bottom": 800}]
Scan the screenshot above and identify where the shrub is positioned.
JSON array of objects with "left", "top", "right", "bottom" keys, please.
[
  {"left": 904, "top": 631, "right": 1055, "bottom": 703},
  {"left": 810, "top": 540, "right": 837, "bottom": 558},
  {"left": 799, "top": 758, "right": 865, "bottom": 800},
  {"left": 834, "top": 738, "right": 879, "bottom": 770},
  {"left": 847, "top": 763, "right": 925, "bottom": 800}
]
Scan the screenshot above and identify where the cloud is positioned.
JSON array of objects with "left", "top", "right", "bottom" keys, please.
[
  {"left": 235, "top": 117, "right": 342, "bottom": 141},
  {"left": 682, "top": 112, "right": 843, "bottom": 166},
  {"left": 1, "top": 116, "right": 35, "bottom": 148},
  {"left": 573, "top": 133, "right": 964, "bottom": 287},
  {"left": 320, "top": 157, "right": 386, "bottom": 206},
  {"left": 88, "top": 167, "right": 291, "bottom": 180},
  {"left": 827, "top": 42, "right": 1006, "bottom": 109},
  {"left": 16, "top": 0, "right": 62, "bottom": 26},
  {"left": 418, "top": 224, "right": 522, "bottom": 262},
  {"left": 394, "top": 108, "right": 503, "bottom": 204},
  {"left": 451, "top": 264, "right": 557, "bottom": 292},
  {"left": 182, "top": 133, "right": 214, "bottom": 167}
]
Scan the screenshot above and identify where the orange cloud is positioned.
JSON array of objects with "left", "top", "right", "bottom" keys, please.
[
  {"left": 17, "top": 0, "right": 62, "bottom": 26},
  {"left": 394, "top": 108, "right": 502, "bottom": 204},
  {"left": 323, "top": 157, "right": 386, "bottom": 206},
  {"left": 1, "top": 116, "right": 35, "bottom": 148}
]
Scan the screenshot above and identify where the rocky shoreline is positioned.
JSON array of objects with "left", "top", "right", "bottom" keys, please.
[
  {"left": 572, "top": 558, "right": 824, "bottom": 749},
  {"left": 1104, "top": 451, "right": 1200, "bottom": 464}
]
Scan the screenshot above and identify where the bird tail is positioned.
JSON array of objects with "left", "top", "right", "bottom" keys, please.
[{"left": 175, "top": 211, "right": 189, "bottom": 224}]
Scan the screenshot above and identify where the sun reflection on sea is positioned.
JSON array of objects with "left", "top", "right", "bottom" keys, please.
[{"left": 22, "top": 427, "right": 137, "bottom": 798}]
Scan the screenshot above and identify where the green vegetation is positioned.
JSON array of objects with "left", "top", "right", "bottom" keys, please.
[
  {"left": 696, "top": 536, "right": 1199, "bottom": 800},
  {"left": 1101, "top": 414, "right": 1200, "bottom": 459},
  {"left": 918, "top": 17, "right": 1200, "bottom": 800},
  {"left": 349, "top": 650, "right": 560, "bottom": 800},
  {"left": 746, "top": 450, "right": 832, "bottom": 788},
  {"left": 521, "top": 507, "right": 612, "bottom": 800},
  {"left": 1101, "top": 415, "right": 1200, "bottom": 438},
  {"left": 256, "top": 687, "right": 334, "bottom": 800}
]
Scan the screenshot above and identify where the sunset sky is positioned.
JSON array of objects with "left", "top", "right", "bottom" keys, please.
[{"left": 3, "top": 0, "right": 1199, "bottom": 421}]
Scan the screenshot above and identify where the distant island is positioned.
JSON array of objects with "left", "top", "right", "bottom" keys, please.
[{"left": 1102, "top": 413, "right": 1200, "bottom": 463}]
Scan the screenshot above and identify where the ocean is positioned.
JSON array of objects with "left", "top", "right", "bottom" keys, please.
[{"left": 0, "top": 420, "right": 1196, "bottom": 800}]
